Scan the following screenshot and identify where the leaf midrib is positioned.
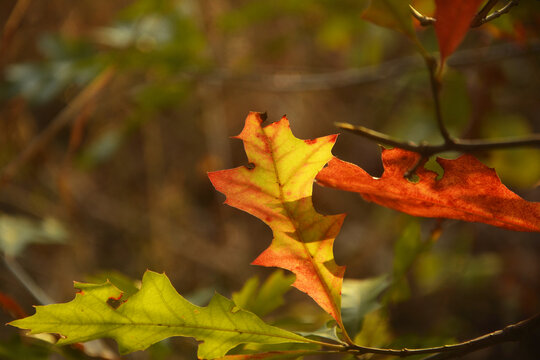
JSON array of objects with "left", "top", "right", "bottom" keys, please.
[
  {"left": 260, "top": 125, "right": 341, "bottom": 323},
  {"left": 33, "top": 320, "right": 310, "bottom": 342}
]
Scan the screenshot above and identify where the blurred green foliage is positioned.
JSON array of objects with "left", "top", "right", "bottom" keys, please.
[{"left": 232, "top": 270, "right": 295, "bottom": 318}]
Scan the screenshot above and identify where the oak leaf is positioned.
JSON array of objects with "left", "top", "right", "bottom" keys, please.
[
  {"left": 434, "top": 0, "right": 484, "bottom": 64},
  {"left": 316, "top": 148, "right": 540, "bottom": 232},
  {"left": 10, "top": 271, "right": 311, "bottom": 359},
  {"left": 208, "top": 112, "right": 346, "bottom": 325}
]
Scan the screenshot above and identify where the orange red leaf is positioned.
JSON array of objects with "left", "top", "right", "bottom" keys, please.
[
  {"left": 434, "top": 0, "right": 484, "bottom": 64},
  {"left": 316, "top": 148, "right": 540, "bottom": 232},
  {"left": 208, "top": 112, "right": 346, "bottom": 324}
]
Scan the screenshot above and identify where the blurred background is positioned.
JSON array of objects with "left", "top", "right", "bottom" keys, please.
[{"left": 0, "top": 0, "right": 539, "bottom": 359}]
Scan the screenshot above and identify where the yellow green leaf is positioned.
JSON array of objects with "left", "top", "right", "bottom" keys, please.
[{"left": 10, "top": 271, "right": 311, "bottom": 359}]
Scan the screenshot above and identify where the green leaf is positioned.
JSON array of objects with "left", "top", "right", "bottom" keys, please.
[
  {"left": 10, "top": 271, "right": 313, "bottom": 359},
  {"left": 0, "top": 216, "right": 67, "bottom": 257},
  {"left": 341, "top": 276, "right": 390, "bottom": 338},
  {"left": 233, "top": 270, "right": 295, "bottom": 317}
]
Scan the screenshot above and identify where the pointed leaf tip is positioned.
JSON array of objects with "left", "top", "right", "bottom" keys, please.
[{"left": 434, "top": 0, "right": 485, "bottom": 64}]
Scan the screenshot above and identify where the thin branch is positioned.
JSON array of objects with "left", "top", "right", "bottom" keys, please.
[
  {"left": 425, "top": 56, "right": 453, "bottom": 144},
  {"left": 334, "top": 123, "right": 423, "bottom": 152},
  {"left": 420, "top": 313, "right": 540, "bottom": 360},
  {"left": 335, "top": 122, "right": 540, "bottom": 157},
  {"left": 0, "top": 66, "right": 115, "bottom": 189},
  {"left": 471, "top": 0, "right": 501, "bottom": 27},
  {"left": 452, "top": 136, "right": 540, "bottom": 150},
  {"left": 471, "top": 0, "right": 519, "bottom": 28},
  {"left": 344, "top": 313, "right": 540, "bottom": 358},
  {"left": 410, "top": 5, "right": 435, "bottom": 26},
  {"left": 202, "top": 41, "right": 540, "bottom": 92},
  {"left": 408, "top": 0, "right": 519, "bottom": 29}
]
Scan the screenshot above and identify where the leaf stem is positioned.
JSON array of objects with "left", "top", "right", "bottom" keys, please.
[
  {"left": 471, "top": 0, "right": 520, "bottom": 28},
  {"left": 342, "top": 313, "right": 540, "bottom": 358},
  {"left": 471, "top": 0, "right": 500, "bottom": 27},
  {"left": 425, "top": 56, "right": 452, "bottom": 143},
  {"left": 335, "top": 122, "right": 540, "bottom": 157},
  {"left": 409, "top": 0, "right": 520, "bottom": 29}
]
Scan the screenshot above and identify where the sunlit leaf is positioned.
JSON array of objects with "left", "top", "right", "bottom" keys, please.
[
  {"left": 10, "top": 271, "right": 312, "bottom": 359},
  {"left": 208, "top": 112, "right": 346, "bottom": 326},
  {"left": 316, "top": 148, "right": 540, "bottom": 232}
]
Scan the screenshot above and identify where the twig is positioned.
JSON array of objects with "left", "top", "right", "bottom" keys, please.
[
  {"left": 335, "top": 123, "right": 421, "bottom": 151},
  {"left": 344, "top": 313, "right": 540, "bottom": 358},
  {"left": 471, "top": 0, "right": 520, "bottom": 28},
  {"left": 408, "top": 0, "right": 519, "bottom": 29},
  {"left": 335, "top": 122, "right": 540, "bottom": 157},
  {"left": 201, "top": 41, "right": 540, "bottom": 92},
  {"left": 425, "top": 56, "right": 452, "bottom": 144},
  {"left": 420, "top": 313, "right": 540, "bottom": 359},
  {"left": 0, "top": 66, "right": 115, "bottom": 189},
  {"left": 471, "top": 0, "right": 500, "bottom": 28},
  {"left": 409, "top": 5, "right": 435, "bottom": 26}
]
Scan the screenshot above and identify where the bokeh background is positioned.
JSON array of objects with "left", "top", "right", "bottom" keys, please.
[{"left": 0, "top": 1, "right": 539, "bottom": 359}]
